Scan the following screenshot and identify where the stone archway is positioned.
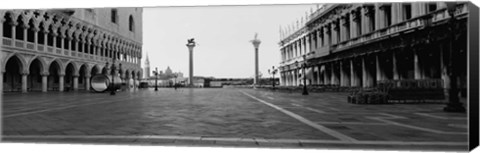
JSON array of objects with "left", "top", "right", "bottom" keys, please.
[
  {"left": 3, "top": 55, "right": 24, "bottom": 92},
  {"left": 28, "top": 58, "right": 44, "bottom": 91},
  {"left": 90, "top": 65, "right": 100, "bottom": 77},
  {"left": 48, "top": 60, "right": 61, "bottom": 91},
  {"left": 65, "top": 63, "right": 76, "bottom": 91},
  {"left": 78, "top": 64, "right": 87, "bottom": 90}
]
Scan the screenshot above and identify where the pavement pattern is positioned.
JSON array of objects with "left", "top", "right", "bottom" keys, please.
[{"left": 1, "top": 88, "right": 468, "bottom": 151}]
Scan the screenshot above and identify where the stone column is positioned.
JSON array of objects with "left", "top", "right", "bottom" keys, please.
[
  {"left": 361, "top": 6, "right": 368, "bottom": 34},
  {"left": 350, "top": 11, "right": 357, "bottom": 39},
  {"left": 73, "top": 75, "right": 79, "bottom": 91},
  {"left": 330, "top": 63, "right": 335, "bottom": 85},
  {"left": 362, "top": 57, "right": 368, "bottom": 88},
  {"left": 33, "top": 28, "right": 39, "bottom": 47},
  {"left": 74, "top": 40, "right": 78, "bottom": 52},
  {"left": 250, "top": 36, "right": 261, "bottom": 87},
  {"left": 324, "top": 26, "right": 330, "bottom": 46},
  {"left": 316, "top": 65, "right": 322, "bottom": 85},
  {"left": 280, "top": 72, "right": 284, "bottom": 86},
  {"left": 339, "top": 61, "right": 346, "bottom": 86},
  {"left": 285, "top": 72, "right": 289, "bottom": 86},
  {"left": 293, "top": 69, "right": 297, "bottom": 86},
  {"left": 373, "top": 3, "right": 383, "bottom": 30},
  {"left": 413, "top": 2, "right": 426, "bottom": 18},
  {"left": 289, "top": 71, "right": 292, "bottom": 86},
  {"left": 299, "top": 38, "right": 303, "bottom": 55},
  {"left": 305, "top": 36, "right": 310, "bottom": 54},
  {"left": 21, "top": 72, "right": 28, "bottom": 93},
  {"left": 393, "top": 51, "right": 399, "bottom": 80},
  {"left": 331, "top": 22, "right": 338, "bottom": 45},
  {"left": 11, "top": 23, "right": 16, "bottom": 40},
  {"left": 43, "top": 32, "right": 48, "bottom": 50},
  {"left": 414, "top": 49, "right": 422, "bottom": 79},
  {"left": 391, "top": 3, "right": 400, "bottom": 24},
  {"left": 376, "top": 54, "right": 383, "bottom": 82},
  {"left": 317, "top": 29, "right": 323, "bottom": 48},
  {"left": 85, "top": 75, "right": 91, "bottom": 91},
  {"left": 323, "top": 64, "right": 329, "bottom": 85},
  {"left": 60, "top": 36, "right": 65, "bottom": 51},
  {"left": 339, "top": 17, "right": 345, "bottom": 42},
  {"left": 350, "top": 59, "right": 356, "bottom": 87},
  {"left": 439, "top": 43, "right": 450, "bottom": 97},
  {"left": 22, "top": 26, "right": 27, "bottom": 43},
  {"left": 187, "top": 43, "right": 196, "bottom": 87},
  {"left": 52, "top": 35, "right": 57, "bottom": 48},
  {"left": 41, "top": 73, "right": 48, "bottom": 92},
  {"left": 291, "top": 70, "right": 294, "bottom": 86},
  {"left": 59, "top": 74, "right": 65, "bottom": 92}
]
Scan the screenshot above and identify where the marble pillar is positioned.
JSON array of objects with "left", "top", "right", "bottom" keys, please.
[
  {"left": 42, "top": 74, "right": 48, "bottom": 92},
  {"left": 350, "top": 59, "right": 355, "bottom": 87},
  {"left": 362, "top": 57, "right": 368, "bottom": 88},
  {"left": 59, "top": 74, "right": 64, "bottom": 92},
  {"left": 414, "top": 49, "right": 422, "bottom": 79},
  {"left": 393, "top": 51, "right": 399, "bottom": 80},
  {"left": 73, "top": 75, "right": 79, "bottom": 91},
  {"left": 21, "top": 73, "right": 28, "bottom": 93},
  {"left": 85, "top": 75, "right": 91, "bottom": 91}
]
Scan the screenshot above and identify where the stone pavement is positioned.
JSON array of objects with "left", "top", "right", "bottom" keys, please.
[{"left": 1, "top": 88, "right": 468, "bottom": 151}]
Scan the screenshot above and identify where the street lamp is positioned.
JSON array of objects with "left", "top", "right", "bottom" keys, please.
[
  {"left": 268, "top": 66, "right": 278, "bottom": 90},
  {"left": 153, "top": 67, "right": 159, "bottom": 91},
  {"left": 296, "top": 54, "right": 309, "bottom": 95},
  {"left": 443, "top": 2, "right": 465, "bottom": 112}
]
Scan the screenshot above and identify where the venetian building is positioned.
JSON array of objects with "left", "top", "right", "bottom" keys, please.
[
  {"left": 1, "top": 8, "right": 143, "bottom": 93},
  {"left": 278, "top": 2, "right": 468, "bottom": 95}
]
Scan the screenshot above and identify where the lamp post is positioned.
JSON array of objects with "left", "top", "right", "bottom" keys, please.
[
  {"left": 296, "top": 54, "right": 309, "bottom": 95},
  {"left": 268, "top": 66, "right": 278, "bottom": 90},
  {"left": 153, "top": 67, "right": 158, "bottom": 91},
  {"left": 443, "top": 2, "right": 465, "bottom": 112}
]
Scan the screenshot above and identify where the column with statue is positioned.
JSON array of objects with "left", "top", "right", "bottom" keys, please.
[{"left": 250, "top": 33, "right": 261, "bottom": 88}]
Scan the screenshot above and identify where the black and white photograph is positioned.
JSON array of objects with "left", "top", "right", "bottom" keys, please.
[{"left": 0, "top": 0, "right": 478, "bottom": 152}]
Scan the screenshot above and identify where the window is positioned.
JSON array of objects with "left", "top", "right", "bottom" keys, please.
[
  {"left": 129, "top": 15, "right": 135, "bottom": 32},
  {"left": 403, "top": 4, "right": 412, "bottom": 20},
  {"left": 383, "top": 6, "right": 392, "bottom": 27},
  {"left": 428, "top": 3, "right": 437, "bottom": 12},
  {"left": 111, "top": 9, "right": 118, "bottom": 23}
]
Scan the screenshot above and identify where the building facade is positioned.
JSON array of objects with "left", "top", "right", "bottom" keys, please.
[
  {"left": 1, "top": 8, "right": 143, "bottom": 93},
  {"left": 278, "top": 2, "right": 468, "bottom": 95}
]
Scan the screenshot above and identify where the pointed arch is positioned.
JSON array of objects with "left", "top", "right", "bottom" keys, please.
[
  {"left": 2, "top": 53, "right": 28, "bottom": 74},
  {"left": 28, "top": 56, "right": 47, "bottom": 74},
  {"left": 48, "top": 58, "right": 65, "bottom": 75},
  {"left": 28, "top": 58, "right": 44, "bottom": 91},
  {"left": 3, "top": 11, "right": 16, "bottom": 38}
]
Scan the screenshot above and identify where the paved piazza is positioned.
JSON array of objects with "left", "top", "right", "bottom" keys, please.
[{"left": 1, "top": 88, "right": 468, "bottom": 151}]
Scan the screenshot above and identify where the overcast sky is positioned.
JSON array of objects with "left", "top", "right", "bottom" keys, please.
[{"left": 143, "top": 4, "right": 317, "bottom": 78}]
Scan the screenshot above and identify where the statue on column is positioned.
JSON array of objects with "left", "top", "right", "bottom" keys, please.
[{"left": 187, "top": 38, "right": 196, "bottom": 46}]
